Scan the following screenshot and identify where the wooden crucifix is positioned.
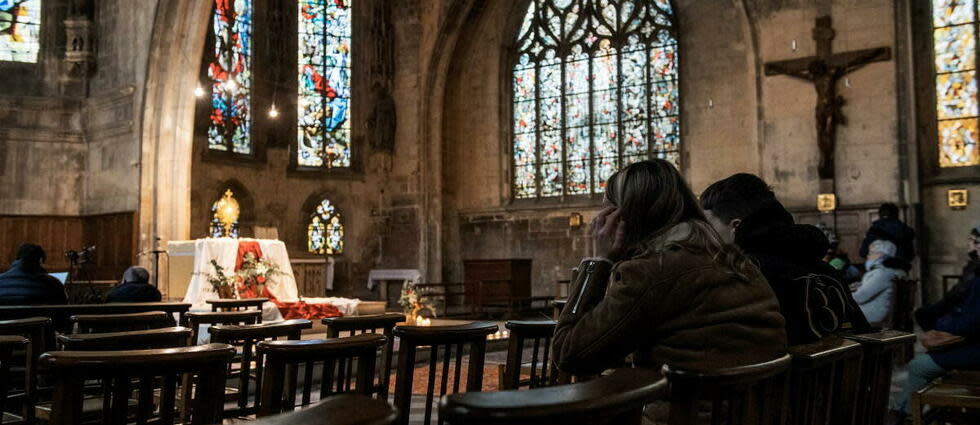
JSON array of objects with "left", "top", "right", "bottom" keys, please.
[{"left": 765, "top": 16, "right": 891, "bottom": 182}]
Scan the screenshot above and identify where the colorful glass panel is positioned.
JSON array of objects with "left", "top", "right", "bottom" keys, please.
[
  {"left": 0, "top": 0, "right": 40, "bottom": 63},
  {"left": 934, "top": 0, "right": 980, "bottom": 167},
  {"left": 298, "top": 0, "right": 351, "bottom": 169},
  {"left": 307, "top": 199, "right": 344, "bottom": 254},
  {"left": 208, "top": 0, "right": 252, "bottom": 154},
  {"left": 512, "top": 0, "right": 679, "bottom": 198}
]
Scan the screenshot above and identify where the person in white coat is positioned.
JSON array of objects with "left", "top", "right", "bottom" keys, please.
[{"left": 851, "top": 240, "right": 910, "bottom": 328}]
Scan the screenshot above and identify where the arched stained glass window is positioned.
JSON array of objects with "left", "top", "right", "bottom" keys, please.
[
  {"left": 207, "top": 0, "right": 253, "bottom": 155},
  {"left": 307, "top": 199, "right": 344, "bottom": 254},
  {"left": 512, "top": 0, "right": 679, "bottom": 198},
  {"left": 0, "top": 0, "right": 41, "bottom": 63},
  {"left": 297, "top": 0, "right": 351, "bottom": 169},
  {"left": 933, "top": 0, "right": 980, "bottom": 167}
]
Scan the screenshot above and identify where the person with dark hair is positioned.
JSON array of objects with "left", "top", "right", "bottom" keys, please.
[
  {"left": 105, "top": 266, "right": 162, "bottom": 303},
  {"left": 700, "top": 173, "right": 870, "bottom": 345},
  {"left": 553, "top": 160, "right": 786, "bottom": 379},
  {"left": 0, "top": 243, "right": 68, "bottom": 305},
  {"left": 859, "top": 202, "right": 916, "bottom": 262}
]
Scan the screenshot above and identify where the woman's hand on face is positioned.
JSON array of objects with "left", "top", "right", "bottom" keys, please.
[{"left": 592, "top": 207, "right": 626, "bottom": 261}]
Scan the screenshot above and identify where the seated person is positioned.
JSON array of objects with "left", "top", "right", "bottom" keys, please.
[
  {"left": 105, "top": 266, "right": 162, "bottom": 303},
  {"left": 553, "top": 160, "right": 787, "bottom": 379},
  {"left": 851, "top": 240, "right": 909, "bottom": 328},
  {"left": 0, "top": 243, "right": 68, "bottom": 305},
  {"left": 889, "top": 274, "right": 980, "bottom": 422},
  {"left": 699, "top": 173, "right": 869, "bottom": 344},
  {"left": 917, "top": 224, "right": 980, "bottom": 327}
]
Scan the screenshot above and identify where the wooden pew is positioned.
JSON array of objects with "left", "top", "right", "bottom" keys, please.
[
  {"left": 0, "top": 336, "right": 28, "bottom": 425},
  {"left": 69, "top": 311, "right": 174, "bottom": 334},
  {"left": 500, "top": 320, "right": 558, "bottom": 390},
  {"left": 0, "top": 303, "right": 191, "bottom": 334},
  {"left": 845, "top": 330, "right": 917, "bottom": 425},
  {"left": 787, "top": 337, "right": 864, "bottom": 425},
  {"left": 323, "top": 313, "right": 405, "bottom": 401},
  {"left": 0, "top": 317, "right": 53, "bottom": 424},
  {"left": 251, "top": 394, "right": 396, "bottom": 425},
  {"left": 440, "top": 368, "right": 665, "bottom": 425}
]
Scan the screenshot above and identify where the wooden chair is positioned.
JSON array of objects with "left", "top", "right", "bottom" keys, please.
[
  {"left": 0, "top": 336, "right": 28, "bottom": 425},
  {"left": 69, "top": 311, "right": 174, "bottom": 334},
  {"left": 0, "top": 317, "right": 53, "bottom": 424},
  {"left": 0, "top": 303, "right": 191, "bottom": 334},
  {"left": 323, "top": 313, "right": 405, "bottom": 400},
  {"left": 911, "top": 370, "right": 980, "bottom": 425},
  {"left": 39, "top": 343, "right": 235, "bottom": 425},
  {"left": 441, "top": 367, "right": 664, "bottom": 425},
  {"left": 845, "top": 330, "right": 917, "bottom": 425},
  {"left": 256, "top": 334, "right": 388, "bottom": 416},
  {"left": 392, "top": 322, "right": 498, "bottom": 425},
  {"left": 251, "top": 394, "right": 396, "bottom": 425},
  {"left": 663, "top": 354, "right": 792, "bottom": 425},
  {"left": 892, "top": 277, "right": 918, "bottom": 363},
  {"left": 207, "top": 298, "right": 269, "bottom": 322},
  {"left": 787, "top": 337, "right": 864, "bottom": 425},
  {"left": 208, "top": 319, "right": 312, "bottom": 417},
  {"left": 56, "top": 327, "right": 192, "bottom": 351},
  {"left": 500, "top": 320, "right": 558, "bottom": 390},
  {"left": 551, "top": 299, "right": 566, "bottom": 320},
  {"left": 186, "top": 310, "right": 262, "bottom": 344}
]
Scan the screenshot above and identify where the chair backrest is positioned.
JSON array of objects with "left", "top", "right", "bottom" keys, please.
[
  {"left": 323, "top": 313, "right": 405, "bottom": 400},
  {"left": 69, "top": 311, "right": 174, "bottom": 334},
  {"left": 207, "top": 298, "right": 269, "bottom": 321},
  {"left": 0, "top": 336, "right": 28, "bottom": 425},
  {"left": 440, "top": 368, "right": 664, "bottom": 425},
  {"left": 208, "top": 319, "right": 312, "bottom": 417},
  {"left": 844, "top": 330, "right": 917, "bottom": 425},
  {"left": 186, "top": 310, "right": 262, "bottom": 344},
  {"left": 0, "top": 303, "right": 191, "bottom": 334},
  {"left": 787, "top": 337, "right": 864, "bottom": 425},
  {"left": 392, "top": 322, "right": 498, "bottom": 425},
  {"left": 39, "top": 343, "right": 234, "bottom": 425},
  {"left": 57, "top": 327, "right": 192, "bottom": 351},
  {"left": 251, "top": 394, "right": 396, "bottom": 425},
  {"left": 663, "top": 354, "right": 792, "bottom": 425},
  {"left": 0, "top": 317, "right": 53, "bottom": 423},
  {"left": 501, "top": 320, "right": 557, "bottom": 390},
  {"left": 891, "top": 277, "right": 917, "bottom": 332},
  {"left": 256, "top": 333, "right": 388, "bottom": 416}
]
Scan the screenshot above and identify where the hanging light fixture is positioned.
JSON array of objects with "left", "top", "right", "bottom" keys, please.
[{"left": 268, "top": 104, "right": 280, "bottom": 118}]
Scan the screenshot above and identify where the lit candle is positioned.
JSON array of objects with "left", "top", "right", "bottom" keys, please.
[{"left": 416, "top": 316, "right": 431, "bottom": 326}]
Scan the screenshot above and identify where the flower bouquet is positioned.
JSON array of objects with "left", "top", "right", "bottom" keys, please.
[
  {"left": 206, "top": 260, "right": 237, "bottom": 298},
  {"left": 399, "top": 281, "right": 437, "bottom": 325},
  {"left": 236, "top": 252, "right": 283, "bottom": 299}
]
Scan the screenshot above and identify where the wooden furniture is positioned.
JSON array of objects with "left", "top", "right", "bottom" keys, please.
[
  {"left": 0, "top": 303, "right": 191, "bottom": 334},
  {"left": 56, "top": 327, "right": 192, "bottom": 351},
  {"left": 663, "top": 354, "right": 793, "bottom": 425},
  {"left": 186, "top": 310, "right": 262, "bottom": 344},
  {"left": 787, "top": 337, "right": 864, "bottom": 425},
  {"left": 69, "top": 311, "right": 174, "bottom": 334},
  {"left": 0, "top": 317, "right": 53, "bottom": 424},
  {"left": 845, "top": 330, "right": 917, "bottom": 425},
  {"left": 441, "top": 368, "right": 664, "bottom": 425},
  {"left": 0, "top": 336, "right": 28, "bottom": 425},
  {"left": 463, "top": 259, "right": 532, "bottom": 316},
  {"left": 892, "top": 277, "right": 918, "bottom": 363},
  {"left": 251, "top": 394, "right": 396, "bottom": 425},
  {"left": 323, "top": 313, "right": 405, "bottom": 401},
  {"left": 551, "top": 299, "right": 566, "bottom": 320},
  {"left": 39, "top": 343, "right": 234, "bottom": 425},
  {"left": 208, "top": 320, "right": 312, "bottom": 417},
  {"left": 392, "top": 322, "right": 498, "bottom": 425},
  {"left": 207, "top": 298, "right": 269, "bottom": 322},
  {"left": 256, "top": 334, "right": 388, "bottom": 416},
  {"left": 414, "top": 283, "right": 467, "bottom": 317},
  {"left": 911, "top": 371, "right": 980, "bottom": 425},
  {"left": 500, "top": 320, "right": 558, "bottom": 390}
]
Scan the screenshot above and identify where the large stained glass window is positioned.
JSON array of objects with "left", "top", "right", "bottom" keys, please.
[
  {"left": 297, "top": 0, "right": 351, "bottom": 168},
  {"left": 208, "top": 0, "right": 252, "bottom": 155},
  {"left": 512, "top": 0, "right": 679, "bottom": 198},
  {"left": 0, "top": 0, "right": 41, "bottom": 63},
  {"left": 933, "top": 0, "right": 980, "bottom": 167},
  {"left": 308, "top": 199, "right": 344, "bottom": 254}
]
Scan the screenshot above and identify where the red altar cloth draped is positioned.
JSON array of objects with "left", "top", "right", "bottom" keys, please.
[{"left": 233, "top": 240, "right": 343, "bottom": 319}]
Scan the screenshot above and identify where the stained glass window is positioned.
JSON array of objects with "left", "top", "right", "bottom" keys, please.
[
  {"left": 208, "top": 0, "right": 252, "bottom": 155},
  {"left": 297, "top": 0, "right": 351, "bottom": 168},
  {"left": 0, "top": 0, "right": 41, "bottom": 63},
  {"left": 512, "top": 0, "right": 679, "bottom": 198},
  {"left": 308, "top": 199, "right": 344, "bottom": 254},
  {"left": 933, "top": 0, "right": 980, "bottom": 167}
]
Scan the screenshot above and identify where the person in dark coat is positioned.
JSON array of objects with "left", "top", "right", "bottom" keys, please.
[
  {"left": 701, "top": 173, "right": 871, "bottom": 345},
  {"left": 859, "top": 202, "right": 916, "bottom": 262},
  {"left": 0, "top": 244, "right": 68, "bottom": 305},
  {"left": 915, "top": 223, "right": 980, "bottom": 345},
  {"left": 105, "top": 266, "right": 161, "bottom": 303}
]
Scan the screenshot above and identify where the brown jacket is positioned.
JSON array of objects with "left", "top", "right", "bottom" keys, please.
[{"left": 553, "top": 222, "right": 787, "bottom": 375}]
